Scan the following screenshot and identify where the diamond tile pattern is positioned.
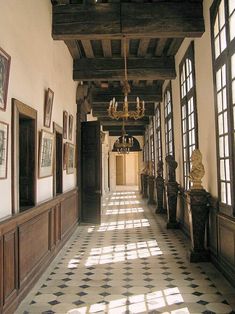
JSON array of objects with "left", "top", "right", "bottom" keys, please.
[{"left": 16, "top": 191, "right": 235, "bottom": 314}]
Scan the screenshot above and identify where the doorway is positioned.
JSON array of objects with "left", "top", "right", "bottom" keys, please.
[
  {"left": 116, "top": 155, "right": 125, "bottom": 185},
  {"left": 53, "top": 123, "right": 63, "bottom": 196},
  {"left": 12, "top": 99, "right": 37, "bottom": 213}
]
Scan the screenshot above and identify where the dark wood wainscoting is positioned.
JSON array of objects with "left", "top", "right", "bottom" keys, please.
[{"left": 0, "top": 188, "right": 78, "bottom": 314}]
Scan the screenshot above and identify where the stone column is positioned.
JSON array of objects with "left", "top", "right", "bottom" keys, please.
[
  {"left": 187, "top": 149, "right": 210, "bottom": 262},
  {"left": 187, "top": 190, "right": 210, "bottom": 262},
  {"left": 155, "top": 161, "right": 165, "bottom": 213},
  {"left": 165, "top": 155, "right": 179, "bottom": 229}
]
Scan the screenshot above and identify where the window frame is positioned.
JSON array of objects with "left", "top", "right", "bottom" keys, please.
[
  {"left": 164, "top": 82, "right": 175, "bottom": 157},
  {"left": 179, "top": 41, "right": 199, "bottom": 191},
  {"left": 155, "top": 103, "right": 162, "bottom": 166},
  {"left": 210, "top": 0, "right": 235, "bottom": 216}
]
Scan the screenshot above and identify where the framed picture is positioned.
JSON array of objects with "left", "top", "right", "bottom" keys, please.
[
  {"left": 0, "top": 121, "right": 9, "bottom": 179},
  {"left": 63, "top": 111, "right": 68, "bottom": 139},
  {"left": 69, "top": 114, "right": 73, "bottom": 140},
  {"left": 38, "top": 130, "right": 54, "bottom": 178},
  {"left": 44, "top": 88, "right": 54, "bottom": 128},
  {"left": 0, "top": 47, "right": 11, "bottom": 111},
  {"left": 66, "top": 143, "right": 75, "bottom": 174}
]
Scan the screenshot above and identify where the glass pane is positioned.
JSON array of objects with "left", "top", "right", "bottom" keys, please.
[
  {"left": 221, "top": 182, "right": 226, "bottom": 203},
  {"left": 219, "top": 1, "right": 225, "bottom": 28},
  {"left": 230, "top": 13, "right": 235, "bottom": 41},
  {"left": 217, "top": 91, "right": 223, "bottom": 113},
  {"left": 222, "top": 88, "right": 227, "bottom": 110},
  {"left": 222, "top": 64, "right": 226, "bottom": 87},
  {"left": 224, "top": 111, "right": 228, "bottom": 133},
  {"left": 227, "top": 183, "right": 232, "bottom": 205},
  {"left": 232, "top": 54, "right": 235, "bottom": 79},
  {"left": 216, "top": 69, "right": 222, "bottom": 91},
  {"left": 229, "top": 0, "right": 235, "bottom": 14},
  {"left": 220, "top": 160, "right": 225, "bottom": 180},
  {"left": 218, "top": 114, "right": 224, "bottom": 135},
  {"left": 232, "top": 80, "right": 235, "bottom": 104},
  {"left": 219, "top": 137, "right": 224, "bottom": 157},
  {"left": 225, "top": 159, "right": 230, "bottom": 181},
  {"left": 214, "top": 15, "right": 219, "bottom": 36},
  {"left": 215, "top": 36, "right": 220, "bottom": 58},
  {"left": 220, "top": 27, "right": 227, "bottom": 52},
  {"left": 224, "top": 135, "right": 229, "bottom": 157}
]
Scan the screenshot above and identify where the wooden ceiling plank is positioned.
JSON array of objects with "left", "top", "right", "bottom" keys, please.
[
  {"left": 52, "top": 2, "right": 205, "bottom": 40},
  {"left": 137, "top": 38, "right": 150, "bottom": 57},
  {"left": 102, "top": 39, "right": 112, "bottom": 57},
  {"left": 81, "top": 39, "right": 94, "bottom": 58},
  {"left": 155, "top": 38, "right": 168, "bottom": 56},
  {"left": 121, "top": 38, "right": 129, "bottom": 57},
  {"left": 65, "top": 40, "right": 81, "bottom": 58},
  {"left": 167, "top": 38, "right": 184, "bottom": 56},
  {"left": 73, "top": 56, "right": 176, "bottom": 81}
]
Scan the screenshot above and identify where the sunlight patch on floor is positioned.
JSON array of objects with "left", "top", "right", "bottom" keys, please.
[
  {"left": 97, "top": 219, "right": 150, "bottom": 231},
  {"left": 67, "top": 287, "right": 188, "bottom": 314},
  {"left": 105, "top": 207, "right": 144, "bottom": 215},
  {"left": 85, "top": 240, "right": 162, "bottom": 266}
]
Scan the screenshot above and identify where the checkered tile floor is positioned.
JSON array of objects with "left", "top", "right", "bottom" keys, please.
[{"left": 16, "top": 191, "right": 235, "bottom": 314}]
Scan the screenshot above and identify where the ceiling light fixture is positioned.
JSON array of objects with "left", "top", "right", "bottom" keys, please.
[
  {"left": 114, "top": 119, "right": 133, "bottom": 154},
  {"left": 108, "top": 37, "right": 145, "bottom": 120}
]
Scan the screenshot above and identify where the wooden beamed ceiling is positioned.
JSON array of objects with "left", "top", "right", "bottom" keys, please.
[{"left": 51, "top": 0, "right": 205, "bottom": 136}]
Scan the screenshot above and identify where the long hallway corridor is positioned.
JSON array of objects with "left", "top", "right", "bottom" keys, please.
[{"left": 17, "top": 192, "right": 235, "bottom": 314}]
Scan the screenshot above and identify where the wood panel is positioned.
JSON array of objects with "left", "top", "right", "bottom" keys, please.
[
  {"left": 3, "top": 230, "right": 17, "bottom": 307},
  {"left": 61, "top": 193, "right": 78, "bottom": 237},
  {"left": 19, "top": 212, "right": 49, "bottom": 286},
  {"left": 0, "top": 188, "right": 78, "bottom": 314}
]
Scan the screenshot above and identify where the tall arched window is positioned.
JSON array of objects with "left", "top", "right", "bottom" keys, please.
[
  {"left": 179, "top": 42, "right": 198, "bottom": 190},
  {"left": 211, "top": 0, "right": 235, "bottom": 215},
  {"left": 164, "top": 83, "right": 175, "bottom": 157},
  {"left": 155, "top": 103, "right": 162, "bottom": 168}
]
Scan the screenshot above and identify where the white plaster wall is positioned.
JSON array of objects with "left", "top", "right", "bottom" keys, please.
[
  {"left": 0, "top": 0, "right": 77, "bottom": 218},
  {"left": 163, "top": 0, "right": 217, "bottom": 197}
]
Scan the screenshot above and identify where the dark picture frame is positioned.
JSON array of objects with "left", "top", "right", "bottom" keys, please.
[
  {"left": 69, "top": 114, "right": 73, "bottom": 141},
  {"left": 0, "top": 47, "right": 11, "bottom": 111},
  {"left": 0, "top": 121, "right": 9, "bottom": 179},
  {"left": 44, "top": 88, "right": 54, "bottom": 128},
  {"left": 63, "top": 110, "right": 68, "bottom": 139},
  {"left": 38, "top": 130, "right": 54, "bottom": 178}
]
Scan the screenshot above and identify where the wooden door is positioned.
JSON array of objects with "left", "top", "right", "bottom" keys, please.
[
  {"left": 116, "top": 155, "right": 125, "bottom": 185},
  {"left": 81, "top": 121, "right": 101, "bottom": 224}
]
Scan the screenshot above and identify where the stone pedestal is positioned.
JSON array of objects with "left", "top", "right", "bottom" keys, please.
[
  {"left": 155, "top": 176, "right": 165, "bottom": 213},
  {"left": 148, "top": 176, "right": 156, "bottom": 204},
  {"left": 187, "top": 189, "right": 210, "bottom": 262},
  {"left": 142, "top": 174, "right": 148, "bottom": 199},
  {"left": 166, "top": 181, "right": 179, "bottom": 229}
]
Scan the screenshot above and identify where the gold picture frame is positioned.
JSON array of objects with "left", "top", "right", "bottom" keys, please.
[{"left": 38, "top": 130, "right": 54, "bottom": 178}]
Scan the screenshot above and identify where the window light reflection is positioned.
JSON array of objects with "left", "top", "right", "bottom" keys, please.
[
  {"left": 85, "top": 240, "right": 162, "bottom": 266},
  {"left": 105, "top": 207, "right": 144, "bottom": 215},
  {"left": 67, "top": 287, "right": 189, "bottom": 314},
  {"left": 97, "top": 219, "right": 150, "bottom": 231},
  {"left": 108, "top": 200, "right": 140, "bottom": 206}
]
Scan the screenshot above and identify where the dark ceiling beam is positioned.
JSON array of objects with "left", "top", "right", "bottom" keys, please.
[
  {"left": 65, "top": 40, "right": 81, "bottom": 58},
  {"left": 92, "top": 109, "right": 154, "bottom": 117},
  {"left": 92, "top": 86, "right": 162, "bottom": 103},
  {"left": 73, "top": 57, "right": 175, "bottom": 81},
  {"left": 52, "top": 2, "right": 204, "bottom": 40},
  {"left": 108, "top": 130, "right": 145, "bottom": 136}
]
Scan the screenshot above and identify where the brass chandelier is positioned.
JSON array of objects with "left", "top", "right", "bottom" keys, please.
[
  {"left": 108, "top": 38, "right": 145, "bottom": 120},
  {"left": 114, "top": 120, "right": 133, "bottom": 154}
]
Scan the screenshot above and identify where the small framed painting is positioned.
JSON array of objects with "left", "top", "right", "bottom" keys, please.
[
  {"left": 44, "top": 88, "right": 54, "bottom": 128},
  {"left": 0, "top": 121, "right": 9, "bottom": 179},
  {"left": 68, "top": 114, "right": 73, "bottom": 141},
  {"left": 63, "top": 110, "right": 68, "bottom": 139},
  {"left": 66, "top": 143, "right": 75, "bottom": 174},
  {"left": 38, "top": 130, "right": 54, "bottom": 178},
  {"left": 0, "top": 47, "right": 11, "bottom": 111}
]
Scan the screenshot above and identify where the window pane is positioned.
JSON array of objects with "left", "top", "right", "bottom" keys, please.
[
  {"left": 220, "top": 27, "right": 227, "bottom": 52},
  {"left": 232, "top": 54, "right": 235, "bottom": 79},
  {"left": 215, "top": 36, "right": 220, "bottom": 58},
  {"left": 216, "top": 69, "right": 222, "bottom": 91},
  {"left": 227, "top": 183, "right": 232, "bottom": 205},
  {"left": 229, "top": 0, "right": 235, "bottom": 14},
  {"left": 219, "top": 137, "right": 224, "bottom": 157},
  {"left": 219, "top": 1, "right": 225, "bottom": 27},
  {"left": 230, "top": 13, "right": 235, "bottom": 41},
  {"left": 220, "top": 160, "right": 225, "bottom": 180},
  {"left": 223, "top": 88, "right": 227, "bottom": 110},
  {"left": 218, "top": 114, "right": 224, "bottom": 135},
  {"left": 225, "top": 159, "right": 230, "bottom": 181},
  {"left": 221, "top": 182, "right": 226, "bottom": 203},
  {"left": 224, "top": 135, "right": 229, "bottom": 157},
  {"left": 217, "top": 91, "right": 223, "bottom": 112}
]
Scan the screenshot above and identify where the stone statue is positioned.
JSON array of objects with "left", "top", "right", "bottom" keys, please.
[
  {"left": 189, "top": 149, "right": 205, "bottom": 190},
  {"left": 141, "top": 162, "right": 149, "bottom": 175},
  {"left": 157, "top": 160, "right": 163, "bottom": 177},
  {"left": 165, "top": 155, "right": 178, "bottom": 182}
]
